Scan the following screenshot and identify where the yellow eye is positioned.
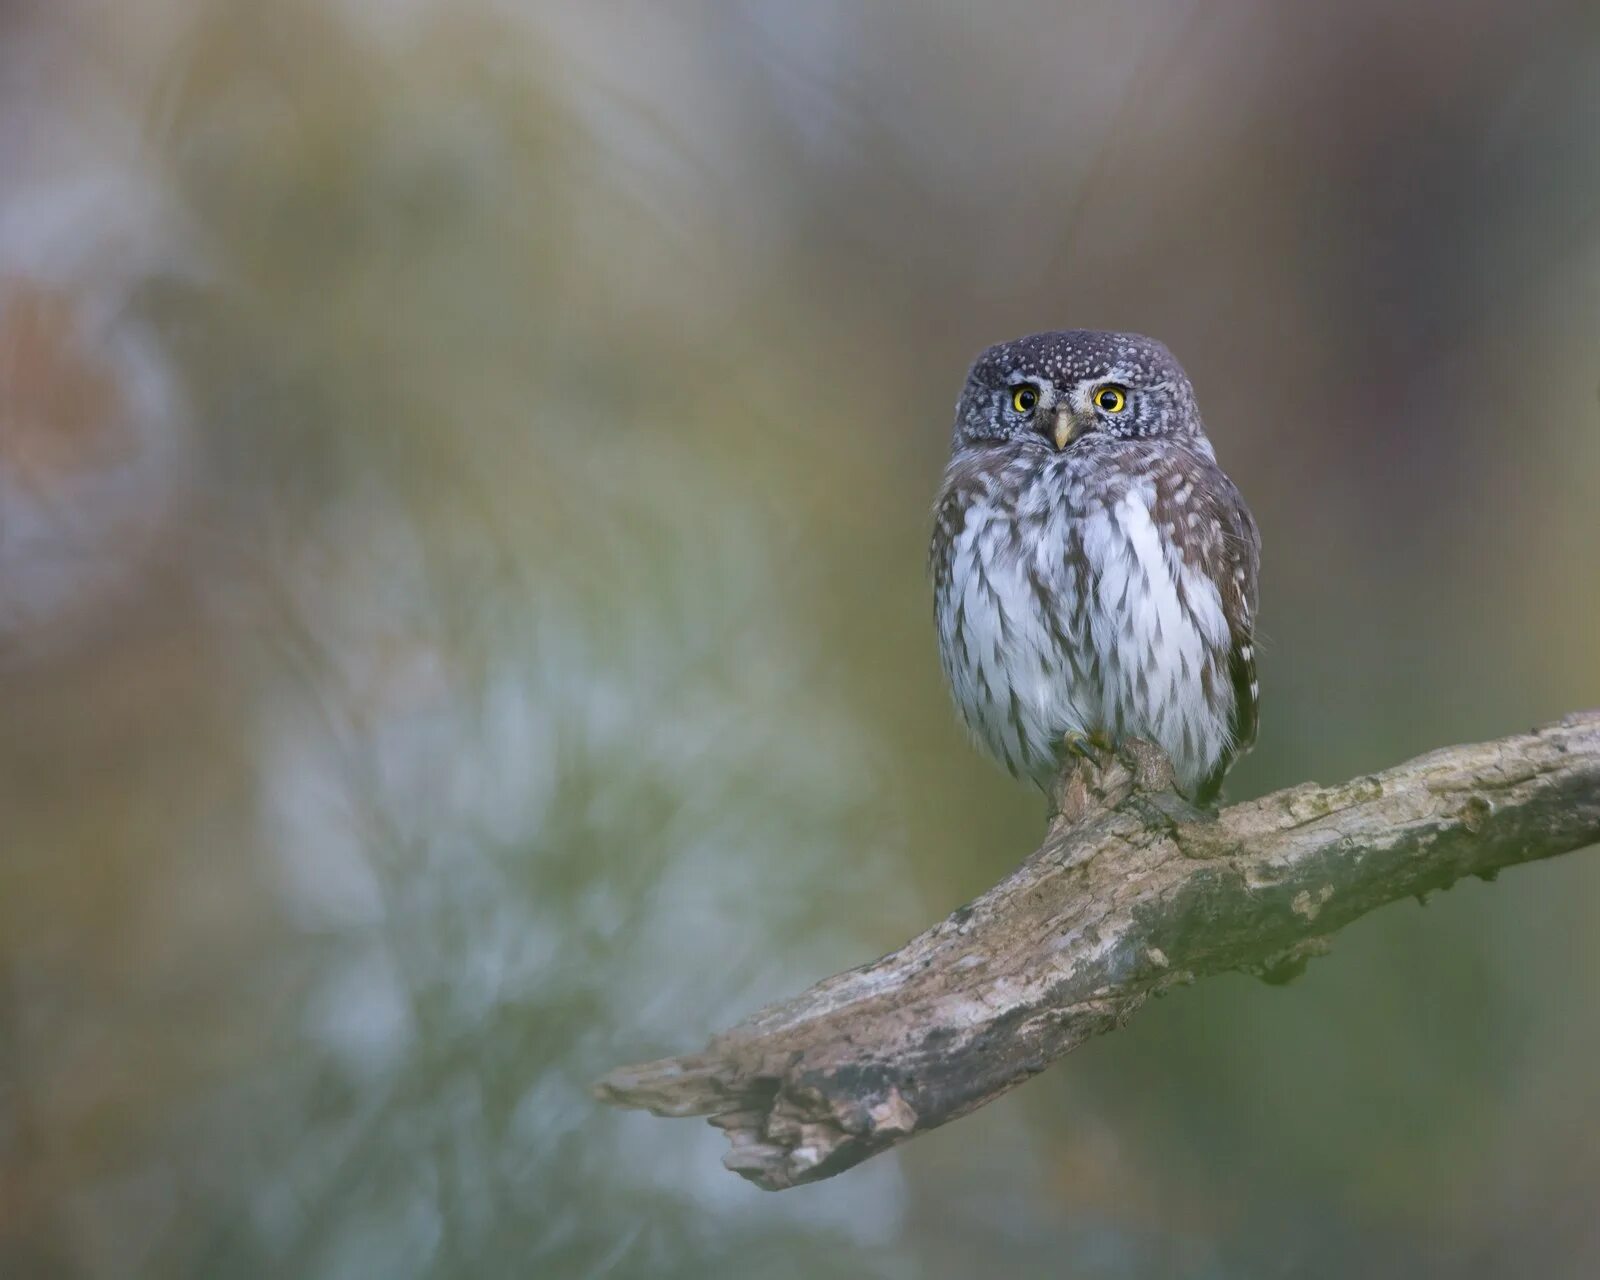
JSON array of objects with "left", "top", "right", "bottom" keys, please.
[
  {"left": 1011, "top": 385, "right": 1039, "bottom": 414},
  {"left": 1094, "top": 385, "right": 1127, "bottom": 413}
]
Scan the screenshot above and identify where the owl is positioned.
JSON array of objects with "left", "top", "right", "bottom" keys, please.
[{"left": 930, "top": 330, "right": 1260, "bottom": 804}]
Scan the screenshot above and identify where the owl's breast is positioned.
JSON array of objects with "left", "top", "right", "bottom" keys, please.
[
  {"left": 932, "top": 454, "right": 1240, "bottom": 794},
  {"left": 931, "top": 464, "right": 1095, "bottom": 781},
  {"left": 1072, "top": 475, "right": 1236, "bottom": 792}
]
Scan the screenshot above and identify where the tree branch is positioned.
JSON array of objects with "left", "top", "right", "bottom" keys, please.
[{"left": 594, "top": 712, "right": 1600, "bottom": 1190}]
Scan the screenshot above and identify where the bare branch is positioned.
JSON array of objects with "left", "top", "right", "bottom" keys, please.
[{"left": 594, "top": 712, "right": 1600, "bottom": 1190}]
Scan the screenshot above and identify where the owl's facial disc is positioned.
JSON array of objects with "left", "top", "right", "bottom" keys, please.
[{"left": 955, "top": 331, "right": 1200, "bottom": 454}]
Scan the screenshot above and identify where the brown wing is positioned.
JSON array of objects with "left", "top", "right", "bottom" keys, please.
[
  {"left": 1147, "top": 445, "right": 1260, "bottom": 803},
  {"left": 1196, "top": 466, "right": 1260, "bottom": 803}
]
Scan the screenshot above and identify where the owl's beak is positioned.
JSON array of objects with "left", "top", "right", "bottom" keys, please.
[{"left": 1052, "top": 407, "right": 1092, "bottom": 450}]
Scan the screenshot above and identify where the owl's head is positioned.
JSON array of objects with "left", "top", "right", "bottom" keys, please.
[{"left": 951, "top": 330, "right": 1206, "bottom": 454}]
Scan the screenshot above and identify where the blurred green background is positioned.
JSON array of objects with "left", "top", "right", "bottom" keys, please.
[{"left": 2, "top": 1, "right": 1598, "bottom": 1276}]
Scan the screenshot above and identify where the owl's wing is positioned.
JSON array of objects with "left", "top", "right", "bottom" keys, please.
[
  {"left": 1196, "top": 466, "right": 1261, "bottom": 804},
  {"left": 1222, "top": 490, "right": 1261, "bottom": 754}
]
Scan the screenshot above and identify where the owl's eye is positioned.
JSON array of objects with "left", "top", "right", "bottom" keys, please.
[
  {"left": 1094, "top": 385, "right": 1128, "bottom": 414},
  {"left": 1010, "top": 385, "right": 1039, "bottom": 414}
]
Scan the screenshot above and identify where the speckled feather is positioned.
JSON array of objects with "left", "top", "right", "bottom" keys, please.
[{"left": 930, "top": 331, "right": 1260, "bottom": 802}]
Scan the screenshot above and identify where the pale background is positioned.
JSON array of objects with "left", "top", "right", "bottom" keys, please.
[{"left": 3, "top": 2, "right": 1599, "bottom": 1276}]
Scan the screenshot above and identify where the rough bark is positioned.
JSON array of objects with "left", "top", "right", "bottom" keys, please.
[{"left": 594, "top": 712, "right": 1600, "bottom": 1191}]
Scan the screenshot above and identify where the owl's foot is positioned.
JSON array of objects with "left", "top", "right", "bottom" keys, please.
[
  {"left": 1061, "top": 730, "right": 1114, "bottom": 762},
  {"left": 1112, "top": 739, "right": 1217, "bottom": 827},
  {"left": 1061, "top": 732, "right": 1179, "bottom": 794},
  {"left": 1052, "top": 733, "right": 1218, "bottom": 837}
]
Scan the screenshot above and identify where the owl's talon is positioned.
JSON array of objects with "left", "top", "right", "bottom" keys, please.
[
  {"left": 1062, "top": 730, "right": 1097, "bottom": 762},
  {"left": 1062, "top": 731, "right": 1121, "bottom": 773}
]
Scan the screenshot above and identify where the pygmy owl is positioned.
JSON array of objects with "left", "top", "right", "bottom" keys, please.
[{"left": 930, "top": 330, "right": 1260, "bottom": 803}]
